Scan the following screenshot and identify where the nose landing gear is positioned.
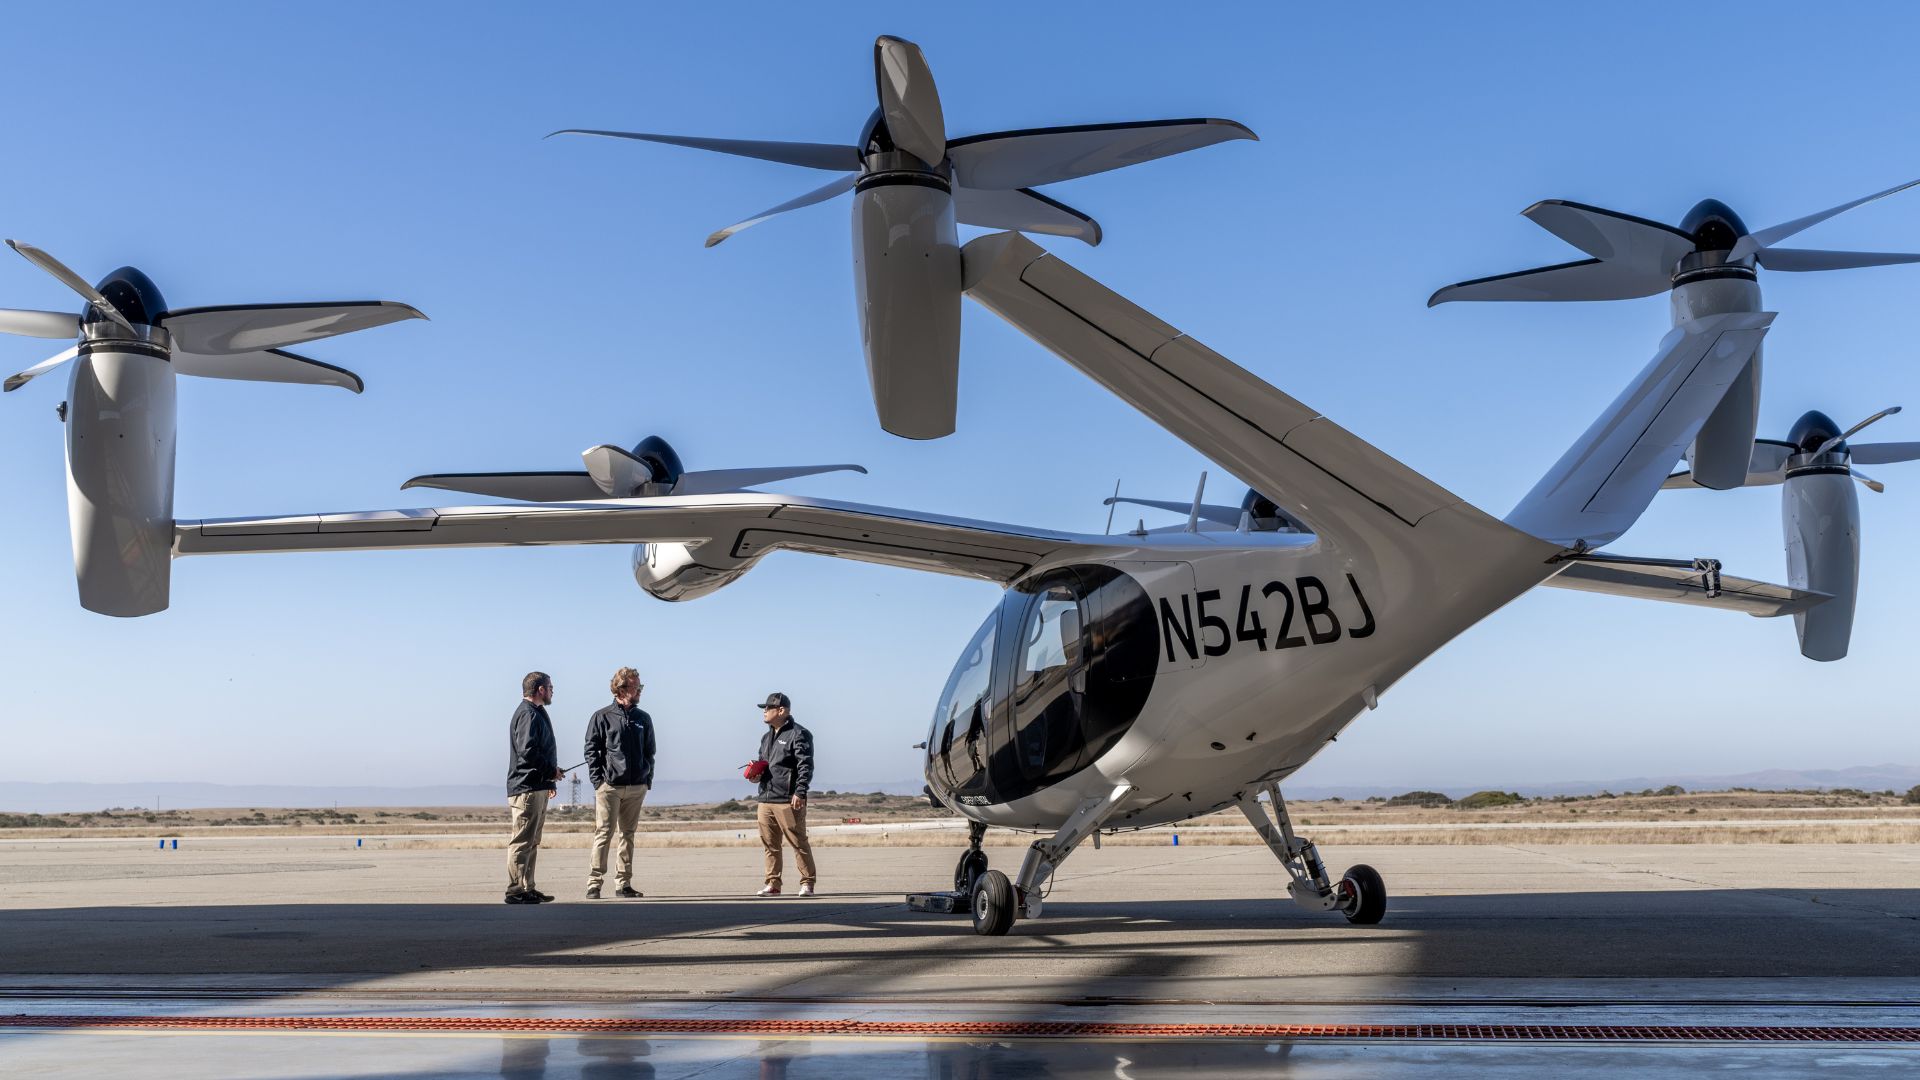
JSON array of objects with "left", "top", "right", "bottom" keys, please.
[
  {"left": 1239, "top": 783, "right": 1388, "bottom": 925},
  {"left": 954, "top": 821, "right": 989, "bottom": 893}
]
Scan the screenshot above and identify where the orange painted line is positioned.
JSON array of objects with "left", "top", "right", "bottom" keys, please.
[{"left": 1, "top": 1016, "right": 1916, "bottom": 1043}]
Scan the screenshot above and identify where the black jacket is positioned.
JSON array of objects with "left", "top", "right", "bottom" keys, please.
[
  {"left": 507, "top": 700, "right": 558, "bottom": 797},
  {"left": 756, "top": 718, "right": 814, "bottom": 803},
  {"left": 585, "top": 701, "right": 656, "bottom": 788}
]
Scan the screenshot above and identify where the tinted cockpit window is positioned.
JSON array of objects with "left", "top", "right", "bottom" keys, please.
[{"left": 932, "top": 608, "right": 997, "bottom": 796}]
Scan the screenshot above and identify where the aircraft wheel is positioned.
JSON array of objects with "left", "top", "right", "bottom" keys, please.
[
  {"left": 954, "top": 848, "right": 989, "bottom": 894},
  {"left": 971, "top": 869, "right": 1015, "bottom": 936},
  {"left": 1340, "top": 864, "right": 1387, "bottom": 925}
]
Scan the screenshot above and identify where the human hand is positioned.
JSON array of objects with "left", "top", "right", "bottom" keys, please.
[{"left": 790, "top": 795, "right": 806, "bottom": 811}]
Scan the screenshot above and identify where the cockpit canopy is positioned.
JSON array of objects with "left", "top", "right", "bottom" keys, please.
[{"left": 925, "top": 563, "right": 1158, "bottom": 808}]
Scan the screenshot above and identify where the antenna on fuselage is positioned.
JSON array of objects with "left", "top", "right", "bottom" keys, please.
[
  {"left": 1186, "top": 471, "right": 1208, "bottom": 533},
  {"left": 1104, "top": 478, "right": 1121, "bottom": 535}
]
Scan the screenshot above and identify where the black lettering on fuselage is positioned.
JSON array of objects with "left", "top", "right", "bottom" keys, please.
[
  {"left": 1159, "top": 595, "right": 1198, "bottom": 662},
  {"left": 1195, "top": 588, "right": 1230, "bottom": 657},
  {"left": 1297, "top": 575, "right": 1342, "bottom": 644},
  {"left": 1346, "top": 573, "right": 1377, "bottom": 639}
]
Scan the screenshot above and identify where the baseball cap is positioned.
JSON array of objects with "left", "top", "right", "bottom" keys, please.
[{"left": 755, "top": 692, "right": 791, "bottom": 710}]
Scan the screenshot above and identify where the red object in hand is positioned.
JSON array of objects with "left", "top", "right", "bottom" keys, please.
[{"left": 742, "top": 759, "right": 769, "bottom": 782}]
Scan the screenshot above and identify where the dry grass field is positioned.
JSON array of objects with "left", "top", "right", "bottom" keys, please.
[{"left": 4, "top": 787, "right": 1916, "bottom": 846}]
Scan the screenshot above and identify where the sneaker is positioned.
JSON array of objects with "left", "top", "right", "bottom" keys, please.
[
  {"left": 531, "top": 891, "right": 555, "bottom": 903},
  {"left": 504, "top": 891, "right": 536, "bottom": 905},
  {"left": 585, "top": 884, "right": 601, "bottom": 900},
  {"left": 614, "top": 885, "right": 642, "bottom": 899},
  {"left": 796, "top": 884, "right": 815, "bottom": 897},
  {"left": 756, "top": 885, "right": 781, "bottom": 897}
]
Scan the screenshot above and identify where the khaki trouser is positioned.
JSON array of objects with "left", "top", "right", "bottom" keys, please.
[
  {"left": 506, "top": 790, "right": 549, "bottom": 894},
  {"left": 588, "top": 783, "right": 649, "bottom": 888},
  {"left": 757, "top": 801, "right": 816, "bottom": 889}
]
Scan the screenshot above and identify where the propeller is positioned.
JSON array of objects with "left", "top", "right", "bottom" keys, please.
[
  {"left": 550, "top": 35, "right": 1254, "bottom": 442},
  {"left": 550, "top": 34, "right": 1255, "bottom": 249},
  {"left": 403, "top": 435, "right": 867, "bottom": 501},
  {"left": 1663, "top": 406, "right": 1920, "bottom": 493},
  {"left": 0, "top": 240, "right": 425, "bottom": 393},
  {"left": 1431, "top": 181, "right": 1920, "bottom": 306}
]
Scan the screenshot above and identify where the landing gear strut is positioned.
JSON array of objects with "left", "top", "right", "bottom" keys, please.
[
  {"left": 1238, "top": 783, "right": 1387, "bottom": 925},
  {"left": 953, "top": 820, "right": 988, "bottom": 893}
]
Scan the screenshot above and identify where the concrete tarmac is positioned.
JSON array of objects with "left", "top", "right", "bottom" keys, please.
[{"left": 2, "top": 840, "right": 1916, "bottom": 1076}]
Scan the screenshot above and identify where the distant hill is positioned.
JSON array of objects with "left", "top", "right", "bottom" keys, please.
[
  {"left": 1283, "top": 763, "right": 1920, "bottom": 801},
  {"left": 0, "top": 778, "right": 926, "bottom": 814},
  {"left": 4, "top": 765, "right": 1913, "bottom": 813}
]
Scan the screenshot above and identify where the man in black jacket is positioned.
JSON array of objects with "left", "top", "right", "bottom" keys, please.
[
  {"left": 506, "top": 671, "right": 563, "bottom": 905},
  {"left": 753, "top": 692, "right": 816, "bottom": 897},
  {"left": 583, "top": 666, "right": 657, "bottom": 899}
]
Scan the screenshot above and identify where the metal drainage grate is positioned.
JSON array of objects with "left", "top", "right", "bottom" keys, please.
[{"left": 3, "top": 1016, "right": 1917, "bottom": 1043}]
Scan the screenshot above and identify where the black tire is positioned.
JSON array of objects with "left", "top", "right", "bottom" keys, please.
[
  {"left": 1341, "top": 863, "right": 1387, "bottom": 925},
  {"left": 971, "top": 869, "right": 1015, "bottom": 936},
  {"left": 954, "top": 849, "right": 989, "bottom": 894}
]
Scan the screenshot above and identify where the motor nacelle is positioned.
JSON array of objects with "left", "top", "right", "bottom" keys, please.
[
  {"left": 67, "top": 268, "right": 178, "bottom": 617},
  {"left": 631, "top": 541, "right": 762, "bottom": 602},
  {"left": 1781, "top": 410, "right": 1861, "bottom": 661}
]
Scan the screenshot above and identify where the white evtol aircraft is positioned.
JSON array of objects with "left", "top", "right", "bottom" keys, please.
[{"left": 9, "top": 217, "right": 1829, "bottom": 934}]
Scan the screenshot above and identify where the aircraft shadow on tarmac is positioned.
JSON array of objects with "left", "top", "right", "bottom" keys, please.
[{"left": 5, "top": 889, "right": 1919, "bottom": 990}]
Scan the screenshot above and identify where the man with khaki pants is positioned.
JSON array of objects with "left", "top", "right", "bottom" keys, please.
[
  {"left": 506, "top": 671, "right": 562, "bottom": 905},
  {"left": 583, "top": 667, "right": 657, "bottom": 899},
  {"left": 752, "top": 692, "right": 816, "bottom": 897}
]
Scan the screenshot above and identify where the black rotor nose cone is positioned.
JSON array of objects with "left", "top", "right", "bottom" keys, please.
[
  {"left": 858, "top": 107, "right": 894, "bottom": 158},
  {"left": 631, "top": 435, "right": 685, "bottom": 487},
  {"left": 1680, "top": 198, "right": 1751, "bottom": 253},
  {"left": 91, "top": 266, "right": 166, "bottom": 328},
  {"left": 1788, "top": 409, "right": 1843, "bottom": 454}
]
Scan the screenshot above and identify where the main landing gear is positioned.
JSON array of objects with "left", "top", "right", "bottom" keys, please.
[
  {"left": 908, "top": 785, "right": 1134, "bottom": 936},
  {"left": 1238, "top": 783, "right": 1386, "bottom": 924}
]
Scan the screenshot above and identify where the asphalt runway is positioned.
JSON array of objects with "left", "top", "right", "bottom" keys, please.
[{"left": 1, "top": 840, "right": 1916, "bottom": 1076}]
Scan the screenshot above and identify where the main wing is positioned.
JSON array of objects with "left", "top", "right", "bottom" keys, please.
[{"left": 174, "top": 493, "right": 1095, "bottom": 585}]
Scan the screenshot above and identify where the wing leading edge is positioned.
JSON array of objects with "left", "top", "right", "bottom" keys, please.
[{"left": 174, "top": 493, "right": 1094, "bottom": 586}]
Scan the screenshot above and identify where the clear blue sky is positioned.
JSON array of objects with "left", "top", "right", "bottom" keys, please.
[{"left": 2, "top": 2, "right": 1915, "bottom": 794}]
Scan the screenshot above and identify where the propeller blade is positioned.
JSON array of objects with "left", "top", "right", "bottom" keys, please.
[
  {"left": 1428, "top": 258, "right": 1671, "bottom": 306},
  {"left": 1815, "top": 405, "right": 1902, "bottom": 457},
  {"left": 873, "top": 35, "right": 946, "bottom": 165},
  {"left": 672, "top": 463, "right": 868, "bottom": 496},
  {"left": 953, "top": 187, "right": 1102, "bottom": 245},
  {"left": 1754, "top": 247, "right": 1920, "bottom": 272},
  {"left": 0, "top": 308, "right": 81, "bottom": 339},
  {"left": 948, "top": 118, "right": 1255, "bottom": 190},
  {"left": 401, "top": 472, "right": 606, "bottom": 502},
  {"left": 171, "top": 348, "right": 363, "bottom": 393},
  {"left": 1103, "top": 496, "right": 1245, "bottom": 527},
  {"left": 705, "top": 172, "right": 858, "bottom": 248},
  {"left": 582, "top": 444, "right": 657, "bottom": 496},
  {"left": 160, "top": 301, "right": 424, "bottom": 355},
  {"left": 6, "top": 241, "right": 133, "bottom": 331},
  {"left": 1522, "top": 200, "right": 1696, "bottom": 275},
  {"left": 1851, "top": 441, "right": 1920, "bottom": 465},
  {"left": 3, "top": 344, "right": 78, "bottom": 393},
  {"left": 1732, "top": 176, "right": 1920, "bottom": 261},
  {"left": 547, "top": 130, "right": 860, "bottom": 172},
  {"left": 1852, "top": 469, "right": 1886, "bottom": 494}
]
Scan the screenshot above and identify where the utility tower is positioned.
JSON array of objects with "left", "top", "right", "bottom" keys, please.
[{"left": 568, "top": 772, "right": 582, "bottom": 811}]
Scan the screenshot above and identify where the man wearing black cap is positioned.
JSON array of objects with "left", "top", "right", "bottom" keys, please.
[{"left": 752, "top": 692, "right": 816, "bottom": 897}]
